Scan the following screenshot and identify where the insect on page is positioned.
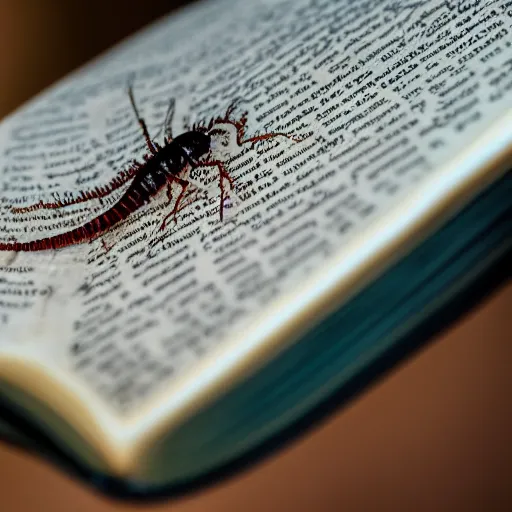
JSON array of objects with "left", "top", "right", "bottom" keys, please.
[{"left": 0, "top": 0, "right": 511, "bottom": 415}]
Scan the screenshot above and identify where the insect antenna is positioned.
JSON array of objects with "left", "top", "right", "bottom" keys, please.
[
  {"left": 153, "top": 96, "right": 176, "bottom": 143},
  {"left": 127, "top": 82, "right": 157, "bottom": 155}
]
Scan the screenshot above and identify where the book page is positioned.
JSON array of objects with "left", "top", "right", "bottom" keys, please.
[{"left": 0, "top": 0, "right": 511, "bottom": 415}]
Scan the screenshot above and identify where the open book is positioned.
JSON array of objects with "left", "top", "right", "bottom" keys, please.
[{"left": 0, "top": 0, "right": 511, "bottom": 500}]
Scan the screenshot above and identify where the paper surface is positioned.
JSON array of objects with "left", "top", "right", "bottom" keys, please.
[{"left": 0, "top": 0, "right": 511, "bottom": 414}]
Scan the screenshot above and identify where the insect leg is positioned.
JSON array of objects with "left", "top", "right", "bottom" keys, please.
[
  {"left": 232, "top": 118, "right": 303, "bottom": 147},
  {"left": 128, "top": 85, "right": 158, "bottom": 155},
  {"left": 100, "top": 238, "right": 115, "bottom": 254},
  {"left": 159, "top": 177, "right": 190, "bottom": 231},
  {"left": 240, "top": 130, "right": 304, "bottom": 146},
  {"left": 211, "top": 102, "right": 305, "bottom": 147},
  {"left": 197, "top": 159, "right": 235, "bottom": 222}
]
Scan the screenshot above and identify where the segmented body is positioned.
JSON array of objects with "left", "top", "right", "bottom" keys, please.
[
  {"left": 0, "top": 134, "right": 201, "bottom": 251},
  {"left": 0, "top": 85, "right": 304, "bottom": 253}
]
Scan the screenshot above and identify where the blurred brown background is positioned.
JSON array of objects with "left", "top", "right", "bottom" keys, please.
[
  {"left": 0, "top": 1, "right": 511, "bottom": 511},
  {"left": 0, "top": 0, "right": 195, "bottom": 119}
]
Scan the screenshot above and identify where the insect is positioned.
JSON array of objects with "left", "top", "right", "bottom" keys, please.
[{"left": 0, "top": 82, "right": 303, "bottom": 252}]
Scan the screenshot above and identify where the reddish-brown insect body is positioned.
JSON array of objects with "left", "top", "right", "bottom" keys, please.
[{"left": 0, "top": 85, "right": 302, "bottom": 252}]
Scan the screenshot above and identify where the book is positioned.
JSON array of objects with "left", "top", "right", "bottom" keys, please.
[{"left": 0, "top": 0, "right": 510, "bottom": 501}]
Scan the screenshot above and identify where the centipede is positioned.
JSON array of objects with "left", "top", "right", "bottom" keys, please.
[{"left": 0, "top": 83, "right": 303, "bottom": 252}]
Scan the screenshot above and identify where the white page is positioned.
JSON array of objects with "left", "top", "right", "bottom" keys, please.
[{"left": 0, "top": 0, "right": 511, "bottom": 414}]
